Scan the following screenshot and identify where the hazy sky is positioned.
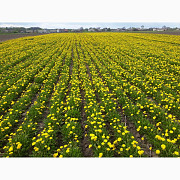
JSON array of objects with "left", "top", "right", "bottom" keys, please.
[{"left": 1, "top": 0, "right": 180, "bottom": 22}]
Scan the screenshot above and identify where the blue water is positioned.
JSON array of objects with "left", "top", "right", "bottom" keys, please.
[{"left": 0, "top": 22, "right": 180, "bottom": 29}]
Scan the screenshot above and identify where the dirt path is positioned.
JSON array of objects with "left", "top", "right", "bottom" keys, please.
[
  {"left": 0, "top": 33, "right": 44, "bottom": 42},
  {"left": 150, "top": 31, "right": 180, "bottom": 35},
  {"left": 126, "top": 31, "right": 180, "bottom": 35}
]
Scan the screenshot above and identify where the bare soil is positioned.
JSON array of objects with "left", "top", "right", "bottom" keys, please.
[
  {"left": 0, "top": 33, "right": 44, "bottom": 42},
  {"left": 151, "top": 31, "right": 180, "bottom": 35},
  {"left": 132, "top": 31, "right": 180, "bottom": 35}
]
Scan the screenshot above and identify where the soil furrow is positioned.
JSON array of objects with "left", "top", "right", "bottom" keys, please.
[
  {"left": 76, "top": 43, "right": 93, "bottom": 157},
  {"left": 86, "top": 64, "right": 117, "bottom": 156},
  {"left": 79, "top": 86, "right": 93, "bottom": 157}
]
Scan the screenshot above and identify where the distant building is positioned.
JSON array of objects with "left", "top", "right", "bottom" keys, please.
[
  {"left": 71, "top": 27, "right": 83, "bottom": 32},
  {"left": 57, "top": 29, "right": 69, "bottom": 33},
  {"left": 63, "top": 29, "right": 69, "bottom": 33},
  {"left": 88, "top": 28, "right": 96, "bottom": 32},
  {"left": 96, "top": 27, "right": 101, "bottom": 32},
  {"left": 88, "top": 27, "right": 101, "bottom": 32},
  {"left": 49, "top": 29, "right": 57, "bottom": 33},
  {"left": 116, "top": 28, "right": 122, "bottom": 32},
  {"left": 153, "top": 28, "right": 163, "bottom": 31},
  {"left": 37, "top": 29, "right": 48, "bottom": 33},
  {"left": 111, "top": 29, "right": 117, "bottom": 32},
  {"left": 102, "top": 28, "right": 108, "bottom": 32},
  {"left": 26, "top": 29, "right": 33, "bottom": 33}
]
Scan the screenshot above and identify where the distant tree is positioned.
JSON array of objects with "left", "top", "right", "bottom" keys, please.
[
  {"left": 149, "top": 28, "right": 153, "bottom": 31},
  {"left": 162, "top": 25, "right": 167, "bottom": 29},
  {"left": 132, "top": 28, "right": 138, "bottom": 31}
]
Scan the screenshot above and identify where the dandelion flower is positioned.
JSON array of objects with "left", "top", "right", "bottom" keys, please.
[
  {"left": 99, "top": 153, "right": 103, "bottom": 158},
  {"left": 156, "top": 150, "right": 160, "bottom": 155}
]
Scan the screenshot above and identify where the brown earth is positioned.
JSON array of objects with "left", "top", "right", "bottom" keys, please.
[
  {"left": 130, "top": 31, "right": 180, "bottom": 35},
  {"left": 150, "top": 31, "right": 180, "bottom": 35},
  {"left": 0, "top": 33, "right": 45, "bottom": 43},
  {"left": 123, "top": 31, "right": 180, "bottom": 35}
]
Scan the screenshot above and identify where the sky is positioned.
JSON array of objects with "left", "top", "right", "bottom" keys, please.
[{"left": 0, "top": 0, "right": 180, "bottom": 22}]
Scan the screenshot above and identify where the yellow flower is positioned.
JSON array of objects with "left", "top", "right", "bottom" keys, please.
[
  {"left": 161, "top": 144, "right": 166, "bottom": 150},
  {"left": 98, "top": 129, "right": 102, "bottom": 133},
  {"left": 66, "top": 148, "right": 70, "bottom": 153},
  {"left": 173, "top": 151, "right": 179, "bottom": 156},
  {"left": 17, "top": 143, "right": 22, "bottom": 149},
  {"left": 59, "top": 155, "right": 63, "bottom": 158},
  {"left": 53, "top": 153, "right": 58, "bottom": 157},
  {"left": 34, "top": 147, "right": 39, "bottom": 151},
  {"left": 138, "top": 150, "right": 144, "bottom": 156},
  {"left": 156, "top": 150, "right": 160, "bottom": 155},
  {"left": 32, "top": 142, "right": 36, "bottom": 146},
  {"left": 168, "top": 114, "right": 172, "bottom": 118},
  {"left": 99, "top": 153, "right": 103, "bottom": 158},
  {"left": 9, "top": 146, "right": 13, "bottom": 152}
]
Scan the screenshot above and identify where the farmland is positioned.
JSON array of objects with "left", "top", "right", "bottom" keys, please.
[
  {"left": 0, "top": 33, "right": 44, "bottom": 43},
  {"left": 0, "top": 33, "right": 180, "bottom": 157}
]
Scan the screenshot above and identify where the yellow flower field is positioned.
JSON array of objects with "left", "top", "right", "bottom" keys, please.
[{"left": 0, "top": 32, "right": 180, "bottom": 157}]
